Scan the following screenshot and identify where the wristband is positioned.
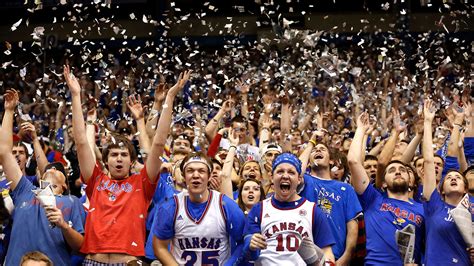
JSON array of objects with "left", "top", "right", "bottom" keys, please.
[
  {"left": 309, "top": 139, "right": 317, "bottom": 146},
  {"left": 86, "top": 120, "right": 95, "bottom": 125},
  {"left": 261, "top": 127, "right": 270, "bottom": 132},
  {"left": 229, "top": 145, "right": 237, "bottom": 150}
]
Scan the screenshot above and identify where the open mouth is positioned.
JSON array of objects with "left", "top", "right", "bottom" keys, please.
[
  {"left": 280, "top": 182, "right": 291, "bottom": 192},
  {"left": 450, "top": 181, "right": 458, "bottom": 186},
  {"left": 247, "top": 195, "right": 255, "bottom": 201},
  {"left": 314, "top": 154, "right": 324, "bottom": 160},
  {"left": 191, "top": 181, "right": 201, "bottom": 186},
  {"left": 115, "top": 165, "right": 123, "bottom": 170}
]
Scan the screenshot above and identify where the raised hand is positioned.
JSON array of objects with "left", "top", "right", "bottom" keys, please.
[
  {"left": 423, "top": 99, "right": 436, "bottom": 122},
  {"left": 392, "top": 108, "right": 406, "bottom": 133},
  {"left": 236, "top": 79, "right": 250, "bottom": 94},
  {"left": 228, "top": 128, "right": 240, "bottom": 146},
  {"left": 451, "top": 102, "right": 465, "bottom": 120},
  {"left": 221, "top": 99, "right": 235, "bottom": 113},
  {"left": 262, "top": 94, "right": 274, "bottom": 114},
  {"left": 21, "top": 122, "right": 38, "bottom": 140},
  {"left": 126, "top": 94, "right": 144, "bottom": 120},
  {"left": 310, "top": 129, "right": 326, "bottom": 143},
  {"left": 168, "top": 70, "right": 192, "bottom": 98},
  {"left": 154, "top": 83, "right": 168, "bottom": 103},
  {"left": 3, "top": 89, "right": 19, "bottom": 111},
  {"left": 463, "top": 101, "right": 472, "bottom": 118},
  {"left": 63, "top": 65, "right": 81, "bottom": 96},
  {"left": 356, "top": 112, "right": 370, "bottom": 132},
  {"left": 261, "top": 116, "right": 273, "bottom": 129}
]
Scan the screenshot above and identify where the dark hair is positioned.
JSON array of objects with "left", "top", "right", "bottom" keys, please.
[
  {"left": 312, "top": 142, "right": 333, "bottom": 161},
  {"left": 179, "top": 151, "right": 213, "bottom": 174},
  {"left": 364, "top": 155, "right": 378, "bottom": 162},
  {"left": 20, "top": 251, "right": 53, "bottom": 266},
  {"left": 231, "top": 115, "right": 247, "bottom": 125},
  {"left": 211, "top": 158, "right": 223, "bottom": 169},
  {"left": 237, "top": 178, "right": 266, "bottom": 214},
  {"left": 12, "top": 141, "right": 29, "bottom": 157},
  {"left": 383, "top": 160, "right": 409, "bottom": 177},
  {"left": 238, "top": 160, "right": 262, "bottom": 178},
  {"left": 331, "top": 149, "right": 349, "bottom": 175},
  {"left": 102, "top": 135, "right": 137, "bottom": 164},
  {"left": 406, "top": 164, "right": 420, "bottom": 196},
  {"left": 439, "top": 169, "right": 469, "bottom": 196},
  {"left": 464, "top": 165, "right": 474, "bottom": 176},
  {"left": 171, "top": 134, "right": 192, "bottom": 148},
  {"left": 414, "top": 156, "right": 423, "bottom": 166},
  {"left": 434, "top": 154, "right": 445, "bottom": 167}
]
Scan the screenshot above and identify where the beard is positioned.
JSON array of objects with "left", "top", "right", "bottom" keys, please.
[{"left": 387, "top": 178, "right": 409, "bottom": 194}]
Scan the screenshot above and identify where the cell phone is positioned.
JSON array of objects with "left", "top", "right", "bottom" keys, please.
[{"left": 40, "top": 180, "right": 51, "bottom": 190}]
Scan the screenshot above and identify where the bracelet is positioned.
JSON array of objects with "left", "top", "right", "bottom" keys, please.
[
  {"left": 309, "top": 139, "right": 317, "bottom": 146},
  {"left": 86, "top": 120, "right": 96, "bottom": 125},
  {"left": 229, "top": 145, "right": 237, "bottom": 150},
  {"left": 212, "top": 118, "right": 219, "bottom": 123},
  {"left": 261, "top": 127, "right": 270, "bottom": 132},
  {"left": 453, "top": 123, "right": 463, "bottom": 129}
]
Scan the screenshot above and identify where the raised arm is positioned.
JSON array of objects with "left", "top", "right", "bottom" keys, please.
[
  {"left": 0, "top": 90, "right": 22, "bottom": 190},
  {"left": 205, "top": 99, "right": 233, "bottom": 141},
  {"left": 446, "top": 103, "right": 465, "bottom": 158},
  {"left": 64, "top": 65, "right": 96, "bottom": 182},
  {"left": 1, "top": 89, "right": 18, "bottom": 138},
  {"left": 146, "top": 82, "right": 167, "bottom": 139},
  {"left": 422, "top": 99, "right": 437, "bottom": 200},
  {"left": 400, "top": 119, "right": 423, "bottom": 164},
  {"left": 21, "top": 122, "right": 48, "bottom": 176},
  {"left": 220, "top": 128, "right": 239, "bottom": 199},
  {"left": 280, "top": 95, "right": 291, "bottom": 152},
  {"left": 376, "top": 108, "right": 405, "bottom": 189},
  {"left": 237, "top": 79, "right": 250, "bottom": 120},
  {"left": 127, "top": 94, "right": 151, "bottom": 158},
  {"left": 85, "top": 108, "right": 97, "bottom": 162},
  {"left": 347, "top": 112, "right": 371, "bottom": 195},
  {"left": 146, "top": 71, "right": 191, "bottom": 182}
]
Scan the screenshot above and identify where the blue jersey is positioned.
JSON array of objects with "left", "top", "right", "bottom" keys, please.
[
  {"left": 5, "top": 176, "right": 85, "bottom": 266},
  {"left": 242, "top": 196, "right": 336, "bottom": 262},
  {"left": 424, "top": 190, "right": 473, "bottom": 266},
  {"left": 299, "top": 174, "right": 362, "bottom": 258},
  {"left": 358, "top": 184, "right": 425, "bottom": 266},
  {"left": 145, "top": 172, "right": 179, "bottom": 259},
  {"left": 152, "top": 190, "right": 245, "bottom": 266}
]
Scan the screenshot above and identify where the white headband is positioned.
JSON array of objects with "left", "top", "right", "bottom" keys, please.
[{"left": 182, "top": 156, "right": 212, "bottom": 173}]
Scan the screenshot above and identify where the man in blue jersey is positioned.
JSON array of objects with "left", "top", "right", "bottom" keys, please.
[
  {"left": 299, "top": 138, "right": 362, "bottom": 265},
  {"left": 243, "top": 152, "right": 336, "bottom": 265},
  {"left": 348, "top": 113, "right": 425, "bottom": 266},
  {"left": 152, "top": 152, "right": 245, "bottom": 265}
]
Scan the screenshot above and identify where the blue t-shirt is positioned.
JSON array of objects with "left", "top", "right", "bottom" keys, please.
[
  {"left": 464, "top": 137, "right": 474, "bottom": 165},
  {"left": 5, "top": 176, "right": 85, "bottom": 266},
  {"left": 242, "top": 196, "right": 336, "bottom": 262},
  {"left": 442, "top": 156, "right": 460, "bottom": 178},
  {"left": 299, "top": 174, "right": 362, "bottom": 258},
  {"left": 423, "top": 190, "right": 473, "bottom": 266},
  {"left": 145, "top": 172, "right": 179, "bottom": 259},
  {"left": 152, "top": 191, "right": 245, "bottom": 265},
  {"left": 358, "top": 184, "right": 425, "bottom": 266}
]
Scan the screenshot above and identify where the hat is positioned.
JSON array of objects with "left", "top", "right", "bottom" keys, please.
[
  {"left": 44, "top": 162, "right": 67, "bottom": 178},
  {"left": 272, "top": 152, "right": 302, "bottom": 175},
  {"left": 260, "top": 143, "right": 282, "bottom": 158}
]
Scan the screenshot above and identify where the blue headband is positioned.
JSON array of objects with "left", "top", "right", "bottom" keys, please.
[{"left": 272, "top": 152, "right": 302, "bottom": 175}]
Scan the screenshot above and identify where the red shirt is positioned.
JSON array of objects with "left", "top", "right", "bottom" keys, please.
[{"left": 80, "top": 164, "right": 157, "bottom": 256}]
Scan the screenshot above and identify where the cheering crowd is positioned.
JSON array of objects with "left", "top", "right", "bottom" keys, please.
[{"left": 0, "top": 21, "right": 473, "bottom": 265}]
